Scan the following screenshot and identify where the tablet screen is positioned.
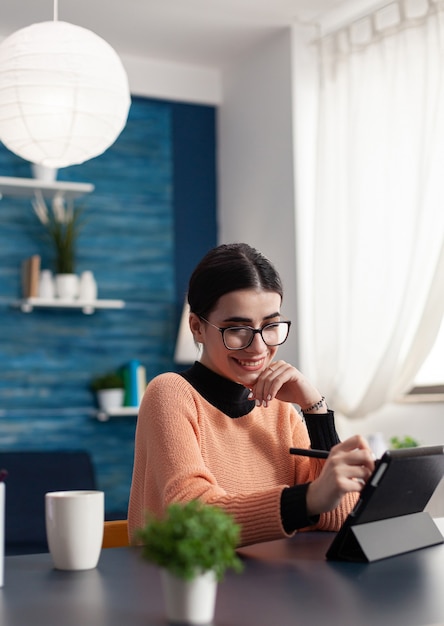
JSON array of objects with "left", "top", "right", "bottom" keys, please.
[
  {"left": 326, "top": 445, "right": 444, "bottom": 562},
  {"left": 352, "top": 445, "right": 444, "bottom": 524}
]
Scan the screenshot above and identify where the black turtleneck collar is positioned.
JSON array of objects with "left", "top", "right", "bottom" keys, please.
[{"left": 179, "top": 362, "right": 256, "bottom": 418}]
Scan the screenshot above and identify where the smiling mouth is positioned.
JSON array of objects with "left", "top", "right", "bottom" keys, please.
[{"left": 233, "top": 358, "right": 266, "bottom": 369}]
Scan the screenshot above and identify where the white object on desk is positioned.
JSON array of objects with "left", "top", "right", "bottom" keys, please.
[
  {"left": 162, "top": 569, "right": 218, "bottom": 625},
  {"left": 45, "top": 490, "right": 104, "bottom": 571},
  {"left": 0, "top": 482, "right": 4, "bottom": 587}
]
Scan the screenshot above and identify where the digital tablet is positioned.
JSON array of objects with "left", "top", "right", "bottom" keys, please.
[{"left": 325, "top": 445, "right": 444, "bottom": 562}]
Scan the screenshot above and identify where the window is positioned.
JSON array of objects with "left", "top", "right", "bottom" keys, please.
[{"left": 407, "top": 317, "right": 444, "bottom": 400}]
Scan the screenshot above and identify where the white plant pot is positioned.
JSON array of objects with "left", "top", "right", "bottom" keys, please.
[
  {"left": 96, "top": 389, "right": 124, "bottom": 412},
  {"left": 161, "top": 569, "right": 218, "bottom": 625},
  {"left": 55, "top": 273, "right": 79, "bottom": 301}
]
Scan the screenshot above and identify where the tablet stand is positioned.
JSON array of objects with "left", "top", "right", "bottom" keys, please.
[{"left": 327, "top": 511, "right": 444, "bottom": 562}]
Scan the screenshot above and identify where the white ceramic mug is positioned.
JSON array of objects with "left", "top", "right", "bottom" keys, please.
[{"left": 45, "top": 490, "right": 104, "bottom": 571}]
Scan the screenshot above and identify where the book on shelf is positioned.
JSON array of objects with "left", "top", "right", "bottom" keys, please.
[
  {"left": 21, "top": 255, "right": 41, "bottom": 298},
  {"left": 122, "top": 360, "right": 147, "bottom": 407}
]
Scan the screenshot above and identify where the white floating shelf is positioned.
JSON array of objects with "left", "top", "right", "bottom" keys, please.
[
  {"left": 13, "top": 298, "right": 125, "bottom": 315},
  {"left": 95, "top": 406, "right": 139, "bottom": 422},
  {"left": 0, "top": 176, "right": 94, "bottom": 200}
]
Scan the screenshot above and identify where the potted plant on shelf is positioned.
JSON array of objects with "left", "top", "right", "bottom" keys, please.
[
  {"left": 134, "top": 500, "right": 243, "bottom": 625},
  {"left": 32, "top": 190, "right": 84, "bottom": 300},
  {"left": 90, "top": 371, "right": 125, "bottom": 412},
  {"left": 390, "top": 435, "right": 419, "bottom": 449}
]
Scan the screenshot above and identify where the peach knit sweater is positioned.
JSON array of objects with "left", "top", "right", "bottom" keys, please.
[{"left": 128, "top": 368, "right": 356, "bottom": 547}]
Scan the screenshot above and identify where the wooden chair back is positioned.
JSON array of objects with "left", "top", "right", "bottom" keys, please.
[{"left": 102, "top": 520, "right": 129, "bottom": 549}]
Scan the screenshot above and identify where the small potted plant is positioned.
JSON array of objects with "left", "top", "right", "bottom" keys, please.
[
  {"left": 90, "top": 371, "right": 124, "bottom": 412},
  {"left": 32, "top": 190, "right": 84, "bottom": 300},
  {"left": 134, "top": 500, "right": 243, "bottom": 625},
  {"left": 390, "top": 435, "right": 419, "bottom": 449}
]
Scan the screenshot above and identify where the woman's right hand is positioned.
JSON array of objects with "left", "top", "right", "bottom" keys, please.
[{"left": 306, "top": 435, "right": 375, "bottom": 516}]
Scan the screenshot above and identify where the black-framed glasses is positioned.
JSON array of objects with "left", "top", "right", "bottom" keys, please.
[{"left": 200, "top": 317, "right": 291, "bottom": 350}]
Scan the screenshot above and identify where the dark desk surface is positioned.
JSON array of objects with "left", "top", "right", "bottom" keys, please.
[{"left": 2, "top": 519, "right": 444, "bottom": 626}]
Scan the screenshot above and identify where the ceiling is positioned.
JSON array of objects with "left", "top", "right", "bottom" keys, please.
[{"left": 0, "top": 0, "right": 360, "bottom": 68}]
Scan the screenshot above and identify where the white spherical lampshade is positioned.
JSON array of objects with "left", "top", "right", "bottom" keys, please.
[{"left": 0, "top": 21, "right": 131, "bottom": 168}]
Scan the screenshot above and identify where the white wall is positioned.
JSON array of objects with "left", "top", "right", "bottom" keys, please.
[
  {"left": 217, "top": 28, "right": 299, "bottom": 363},
  {"left": 337, "top": 401, "right": 444, "bottom": 447},
  {"left": 0, "top": 30, "right": 222, "bottom": 106},
  {"left": 120, "top": 53, "right": 222, "bottom": 105}
]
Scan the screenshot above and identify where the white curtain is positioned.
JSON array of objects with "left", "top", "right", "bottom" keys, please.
[{"left": 297, "top": 0, "right": 444, "bottom": 418}]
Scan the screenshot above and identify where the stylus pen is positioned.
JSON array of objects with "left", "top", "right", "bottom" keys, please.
[{"left": 289, "top": 447, "right": 329, "bottom": 459}]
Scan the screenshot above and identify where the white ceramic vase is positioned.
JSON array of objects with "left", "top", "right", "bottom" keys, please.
[
  {"left": 79, "top": 271, "right": 98, "bottom": 301},
  {"left": 161, "top": 569, "right": 218, "bottom": 625},
  {"left": 55, "top": 274, "right": 79, "bottom": 301},
  {"left": 38, "top": 270, "right": 55, "bottom": 299},
  {"left": 97, "top": 389, "right": 124, "bottom": 412},
  {"left": 31, "top": 163, "right": 58, "bottom": 182}
]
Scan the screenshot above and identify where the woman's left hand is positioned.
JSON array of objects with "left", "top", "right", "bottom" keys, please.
[{"left": 248, "top": 360, "right": 325, "bottom": 410}]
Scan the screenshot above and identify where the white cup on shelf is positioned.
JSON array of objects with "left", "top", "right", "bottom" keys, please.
[{"left": 45, "top": 490, "right": 104, "bottom": 571}]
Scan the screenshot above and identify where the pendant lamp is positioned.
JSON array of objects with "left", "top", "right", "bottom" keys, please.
[
  {"left": 174, "top": 299, "right": 202, "bottom": 364},
  {"left": 0, "top": 2, "right": 130, "bottom": 168}
]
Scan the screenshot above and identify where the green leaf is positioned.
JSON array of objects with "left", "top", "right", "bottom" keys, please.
[
  {"left": 390, "top": 435, "right": 419, "bottom": 449},
  {"left": 34, "top": 199, "right": 85, "bottom": 274},
  {"left": 134, "top": 500, "right": 243, "bottom": 581}
]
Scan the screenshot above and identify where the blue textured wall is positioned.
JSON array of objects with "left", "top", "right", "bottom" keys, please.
[{"left": 0, "top": 96, "right": 217, "bottom": 515}]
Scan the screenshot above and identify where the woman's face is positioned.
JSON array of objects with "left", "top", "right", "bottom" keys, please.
[{"left": 189, "top": 288, "right": 283, "bottom": 387}]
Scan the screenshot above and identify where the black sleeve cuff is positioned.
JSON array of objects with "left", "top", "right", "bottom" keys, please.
[
  {"left": 280, "top": 484, "right": 320, "bottom": 534},
  {"left": 303, "top": 409, "right": 340, "bottom": 450}
]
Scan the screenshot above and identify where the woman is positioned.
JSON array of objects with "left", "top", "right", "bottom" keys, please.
[{"left": 128, "top": 243, "right": 374, "bottom": 546}]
